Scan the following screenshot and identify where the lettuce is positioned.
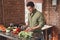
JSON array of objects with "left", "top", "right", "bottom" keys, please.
[{"left": 18, "top": 31, "right": 33, "bottom": 38}]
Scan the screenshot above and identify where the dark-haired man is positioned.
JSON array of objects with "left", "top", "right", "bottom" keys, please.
[{"left": 25, "top": 1, "right": 45, "bottom": 40}]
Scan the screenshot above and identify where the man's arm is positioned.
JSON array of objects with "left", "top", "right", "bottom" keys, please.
[{"left": 31, "top": 13, "right": 45, "bottom": 30}]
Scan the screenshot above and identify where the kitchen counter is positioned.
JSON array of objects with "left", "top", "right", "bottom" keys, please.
[
  {"left": 0, "top": 25, "right": 52, "bottom": 40},
  {"left": 0, "top": 32, "right": 36, "bottom": 40},
  {"left": 0, "top": 32, "right": 21, "bottom": 40}
]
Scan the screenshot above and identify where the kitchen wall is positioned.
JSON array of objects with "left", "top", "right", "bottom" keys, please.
[
  {"left": 0, "top": 0, "right": 25, "bottom": 26},
  {"left": 43, "top": 0, "right": 60, "bottom": 40},
  {"left": 43, "top": 0, "right": 60, "bottom": 34},
  {"left": 0, "top": 0, "right": 3, "bottom": 24}
]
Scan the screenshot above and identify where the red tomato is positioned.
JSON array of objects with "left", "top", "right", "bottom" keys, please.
[{"left": 13, "top": 28, "right": 21, "bottom": 34}]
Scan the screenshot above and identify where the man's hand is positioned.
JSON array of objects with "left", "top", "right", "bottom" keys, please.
[
  {"left": 25, "top": 25, "right": 41, "bottom": 32},
  {"left": 25, "top": 27, "right": 33, "bottom": 32}
]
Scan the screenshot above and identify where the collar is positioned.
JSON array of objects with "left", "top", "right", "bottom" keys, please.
[
  {"left": 30, "top": 9, "right": 37, "bottom": 17},
  {"left": 32, "top": 9, "right": 37, "bottom": 14}
]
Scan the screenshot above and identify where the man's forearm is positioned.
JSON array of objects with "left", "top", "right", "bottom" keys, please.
[{"left": 31, "top": 25, "right": 41, "bottom": 30}]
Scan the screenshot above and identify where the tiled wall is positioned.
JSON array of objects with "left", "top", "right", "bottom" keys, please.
[
  {"left": 0, "top": 0, "right": 25, "bottom": 26},
  {"left": 43, "top": 0, "right": 60, "bottom": 33},
  {"left": 0, "top": 0, "right": 3, "bottom": 24}
]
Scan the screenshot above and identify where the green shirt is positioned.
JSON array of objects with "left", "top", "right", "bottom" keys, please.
[{"left": 28, "top": 9, "right": 45, "bottom": 33}]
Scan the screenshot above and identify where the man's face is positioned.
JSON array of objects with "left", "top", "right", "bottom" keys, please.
[{"left": 27, "top": 6, "right": 34, "bottom": 13}]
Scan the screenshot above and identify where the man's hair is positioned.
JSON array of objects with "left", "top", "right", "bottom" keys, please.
[{"left": 26, "top": 1, "right": 35, "bottom": 7}]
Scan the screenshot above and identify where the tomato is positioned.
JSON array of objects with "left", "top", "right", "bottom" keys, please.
[{"left": 13, "top": 28, "right": 21, "bottom": 34}]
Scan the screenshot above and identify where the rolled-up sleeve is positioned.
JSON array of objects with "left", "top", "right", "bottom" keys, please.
[{"left": 38, "top": 13, "right": 45, "bottom": 28}]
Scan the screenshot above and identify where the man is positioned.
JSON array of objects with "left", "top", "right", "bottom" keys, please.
[{"left": 25, "top": 1, "right": 45, "bottom": 40}]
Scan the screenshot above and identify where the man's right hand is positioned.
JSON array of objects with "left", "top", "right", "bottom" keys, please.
[{"left": 25, "top": 27, "right": 32, "bottom": 32}]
